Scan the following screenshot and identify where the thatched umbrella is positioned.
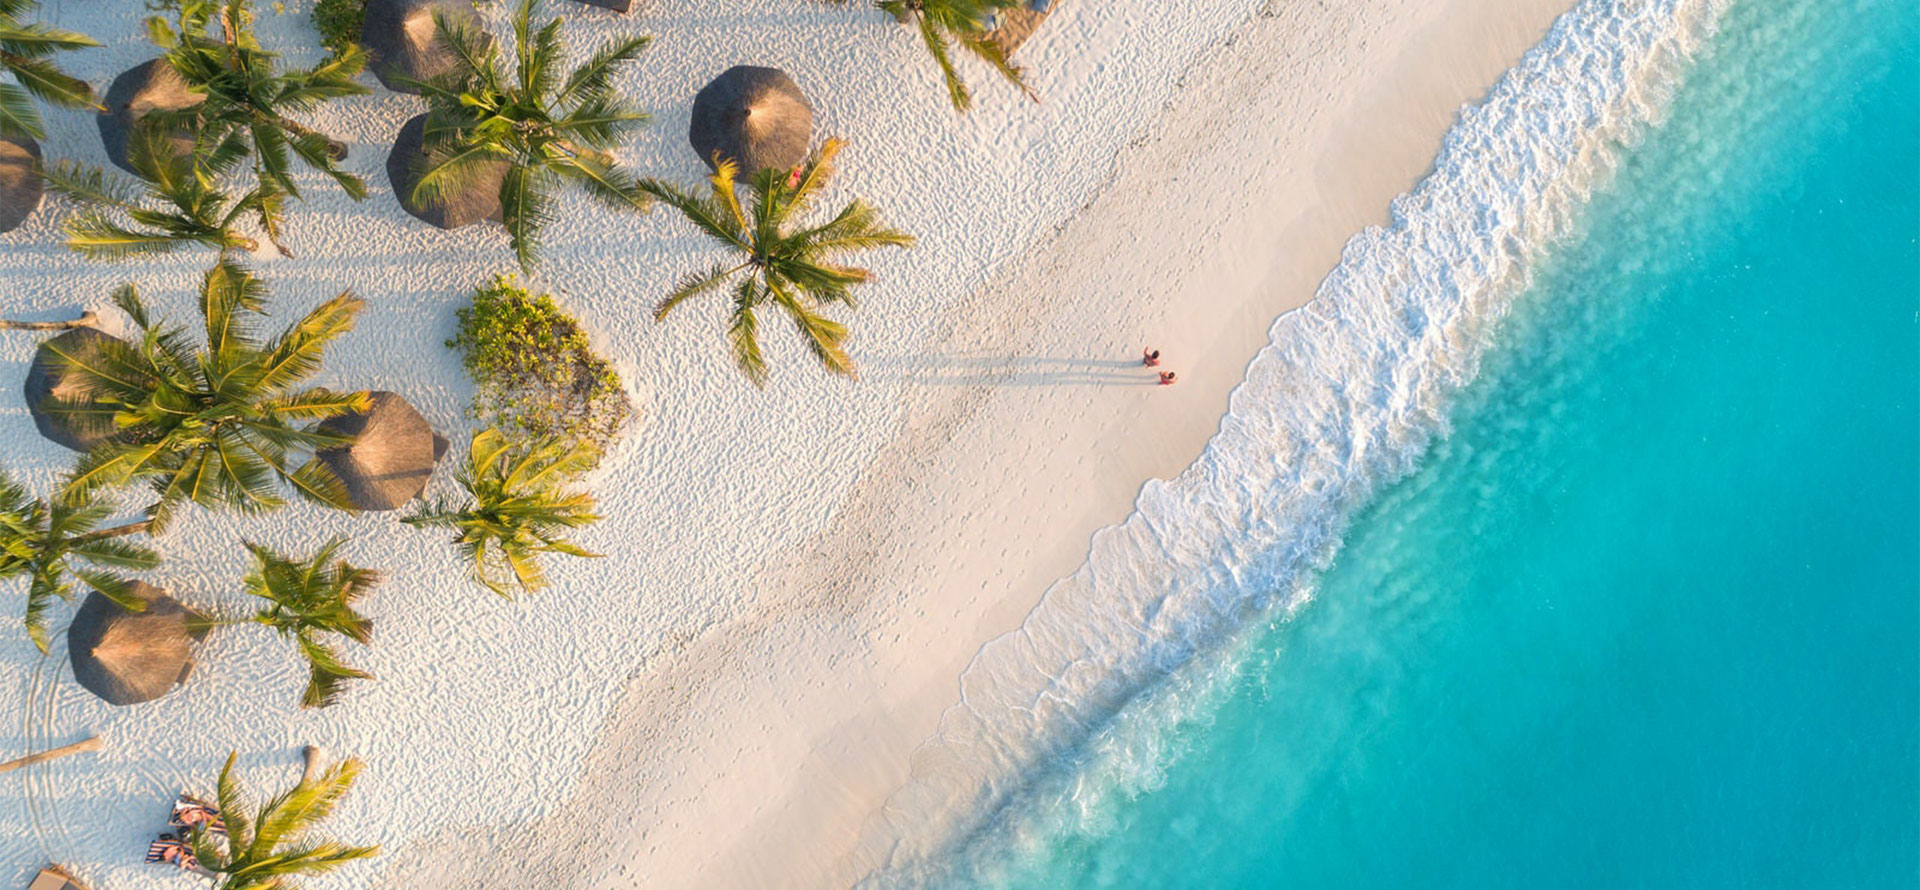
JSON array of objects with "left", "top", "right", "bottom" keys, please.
[
  {"left": 314, "top": 391, "right": 448, "bottom": 510},
  {"left": 362, "top": 0, "right": 489, "bottom": 94},
  {"left": 986, "top": 2, "right": 1056, "bottom": 56},
  {"left": 97, "top": 59, "right": 204, "bottom": 175},
  {"left": 23, "top": 327, "right": 126, "bottom": 453},
  {"left": 0, "top": 136, "right": 42, "bottom": 235},
  {"left": 566, "top": 0, "right": 630, "bottom": 12},
  {"left": 68, "top": 582, "right": 204, "bottom": 707},
  {"left": 386, "top": 114, "right": 505, "bottom": 229},
  {"left": 689, "top": 66, "right": 813, "bottom": 181}
]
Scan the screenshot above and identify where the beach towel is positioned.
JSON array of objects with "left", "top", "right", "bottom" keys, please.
[
  {"left": 170, "top": 795, "right": 228, "bottom": 836},
  {"left": 143, "top": 837, "right": 199, "bottom": 871}
]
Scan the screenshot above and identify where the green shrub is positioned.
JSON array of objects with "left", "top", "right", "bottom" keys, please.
[
  {"left": 448, "top": 276, "right": 634, "bottom": 457},
  {"left": 312, "top": 0, "right": 365, "bottom": 58}
]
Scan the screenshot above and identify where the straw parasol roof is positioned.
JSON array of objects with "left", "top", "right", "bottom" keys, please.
[
  {"left": 386, "top": 114, "right": 506, "bottom": 229},
  {"left": 566, "top": 0, "right": 631, "bottom": 13},
  {"left": 362, "top": 0, "right": 489, "bottom": 94},
  {"left": 985, "top": 2, "right": 1057, "bottom": 57},
  {"left": 97, "top": 59, "right": 203, "bottom": 175},
  {"left": 24, "top": 327, "right": 126, "bottom": 453},
  {"left": 314, "top": 391, "right": 448, "bottom": 510},
  {"left": 68, "top": 583, "right": 203, "bottom": 707},
  {"left": 689, "top": 66, "right": 813, "bottom": 181},
  {"left": 0, "top": 136, "right": 42, "bottom": 234}
]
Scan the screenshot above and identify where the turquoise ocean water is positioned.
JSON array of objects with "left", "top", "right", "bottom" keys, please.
[{"left": 931, "top": 0, "right": 1920, "bottom": 885}]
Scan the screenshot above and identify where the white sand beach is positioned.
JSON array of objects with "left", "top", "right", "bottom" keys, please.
[{"left": 0, "top": 0, "right": 1575, "bottom": 887}]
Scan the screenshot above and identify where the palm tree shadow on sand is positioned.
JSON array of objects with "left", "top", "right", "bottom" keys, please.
[{"left": 863, "top": 352, "right": 1158, "bottom": 387}]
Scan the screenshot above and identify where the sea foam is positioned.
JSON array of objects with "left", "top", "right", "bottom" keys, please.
[{"left": 859, "top": 0, "right": 1731, "bottom": 884}]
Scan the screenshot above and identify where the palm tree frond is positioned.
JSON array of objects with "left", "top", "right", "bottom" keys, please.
[
  {"left": 555, "top": 33, "right": 651, "bottom": 106},
  {"left": 0, "top": 82, "right": 43, "bottom": 140},
  {"left": 654, "top": 262, "right": 744, "bottom": 321},
  {"left": 916, "top": 12, "right": 971, "bottom": 112},
  {"left": 498, "top": 164, "right": 553, "bottom": 273},
  {"left": 727, "top": 279, "right": 769, "bottom": 387}
]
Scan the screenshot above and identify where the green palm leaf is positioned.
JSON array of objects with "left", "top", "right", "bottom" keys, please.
[
  {"left": 876, "top": 0, "right": 1034, "bottom": 112},
  {"left": 0, "top": 4, "right": 97, "bottom": 138},
  {"left": 499, "top": 164, "right": 553, "bottom": 273},
  {"left": 243, "top": 538, "right": 380, "bottom": 708},
  {"left": 55, "top": 266, "right": 367, "bottom": 524},
  {"left": 0, "top": 469, "right": 158, "bottom": 651},
  {"left": 402, "top": 429, "right": 601, "bottom": 597},
  {"left": 140, "top": 0, "right": 368, "bottom": 251},
  {"left": 49, "top": 131, "right": 264, "bottom": 259},
  {"left": 4, "top": 53, "right": 96, "bottom": 108},
  {"left": 0, "top": 82, "right": 41, "bottom": 140},
  {"left": 556, "top": 33, "right": 651, "bottom": 105},
  {"left": 196, "top": 751, "right": 378, "bottom": 888},
  {"left": 410, "top": 0, "right": 653, "bottom": 270},
  {"left": 647, "top": 139, "right": 913, "bottom": 384}
]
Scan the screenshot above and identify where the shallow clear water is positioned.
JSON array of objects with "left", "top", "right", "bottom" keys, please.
[{"left": 939, "top": 0, "right": 1920, "bottom": 885}]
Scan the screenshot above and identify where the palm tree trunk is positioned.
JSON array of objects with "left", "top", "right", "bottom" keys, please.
[
  {"left": 74, "top": 518, "right": 152, "bottom": 542},
  {"left": 271, "top": 110, "right": 348, "bottom": 161},
  {"left": 302, "top": 744, "right": 328, "bottom": 783},
  {"left": 0, "top": 735, "right": 101, "bottom": 775},
  {"left": 0, "top": 310, "right": 98, "bottom": 331},
  {"left": 217, "top": 6, "right": 346, "bottom": 162}
]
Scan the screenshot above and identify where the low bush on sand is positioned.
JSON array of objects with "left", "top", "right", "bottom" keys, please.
[
  {"left": 311, "top": 0, "right": 365, "bottom": 58},
  {"left": 448, "top": 276, "right": 633, "bottom": 458}
]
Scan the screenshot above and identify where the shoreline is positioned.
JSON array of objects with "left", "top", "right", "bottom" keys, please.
[
  {"left": 0, "top": 0, "right": 1595, "bottom": 885},
  {"left": 386, "top": 0, "right": 1578, "bottom": 886}
]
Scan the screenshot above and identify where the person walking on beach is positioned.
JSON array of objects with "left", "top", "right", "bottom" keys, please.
[
  {"left": 1159, "top": 371, "right": 1177, "bottom": 386},
  {"left": 1142, "top": 347, "right": 1161, "bottom": 367}
]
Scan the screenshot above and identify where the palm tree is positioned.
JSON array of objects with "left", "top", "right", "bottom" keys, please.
[
  {"left": 186, "top": 751, "right": 379, "bottom": 890},
  {"left": 42, "top": 128, "right": 283, "bottom": 259},
  {"left": 145, "top": 0, "right": 368, "bottom": 220},
  {"left": 237, "top": 537, "right": 377, "bottom": 708},
  {"left": 0, "top": 0, "right": 99, "bottom": 140},
  {"left": 53, "top": 262, "right": 370, "bottom": 531},
  {"left": 402, "top": 429, "right": 601, "bottom": 597},
  {"left": 0, "top": 472, "right": 158, "bottom": 652},
  {"left": 641, "top": 139, "right": 914, "bottom": 385},
  {"left": 401, "top": 0, "right": 653, "bottom": 271},
  {"left": 873, "top": 0, "right": 1034, "bottom": 112}
]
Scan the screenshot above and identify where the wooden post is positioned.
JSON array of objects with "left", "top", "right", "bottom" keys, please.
[
  {"left": 301, "top": 744, "right": 327, "bottom": 784},
  {"left": 0, "top": 736, "right": 102, "bottom": 775},
  {"left": 0, "top": 311, "right": 99, "bottom": 332}
]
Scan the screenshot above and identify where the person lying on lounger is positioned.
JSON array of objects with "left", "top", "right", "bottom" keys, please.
[
  {"left": 170, "top": 795, "right": 227, "bottom": 835},
  {"left": 144, "top": 833, "right": 200, "bottom": 871}
]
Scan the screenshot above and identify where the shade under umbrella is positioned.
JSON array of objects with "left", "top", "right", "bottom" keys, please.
[
  {"left": 97, "top": 59, "right": 204, "bottom": 175},
  {"left": 314, "top": 391, "right": 449, "bottom": 510},
  {"left": 387, "top": 114, "right": 506, "bottom": 229},
  {"left": 689, "top": 66, "right": 814, "bottom": 181},
  {"left": 24, "top": 327, "right": 126, "bottom": 453},
  {"left": 362, "top": 0, "right": 489, "bottom": 94},
  {"left": 0, "top": 136, "right": 42, "bottom": 234},
  {"left": 68, "top": 583, "right": 203, "bottom": 707}
]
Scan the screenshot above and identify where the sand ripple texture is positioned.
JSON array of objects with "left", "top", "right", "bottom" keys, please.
[
  {"left": 0, "top": 0, "right": 1290, "bottom": 887},
  {"left": 857, "top": 0, "right": 1733, "bottom": 882}
]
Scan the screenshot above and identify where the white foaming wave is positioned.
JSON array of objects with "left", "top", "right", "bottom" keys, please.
[{"left": 859, "top": 0, "right": 1729, "bottom": 884}]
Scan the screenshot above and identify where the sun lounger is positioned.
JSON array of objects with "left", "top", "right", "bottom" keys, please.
[
  {"left": 25, "top": 867, "right": 89, "bottom": 890},
  {"left": 144, "top": 836, "right": 199, "bottom": 871},
  {"left": 170, "top": 793, "right": 228, "bottom": 836}
]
